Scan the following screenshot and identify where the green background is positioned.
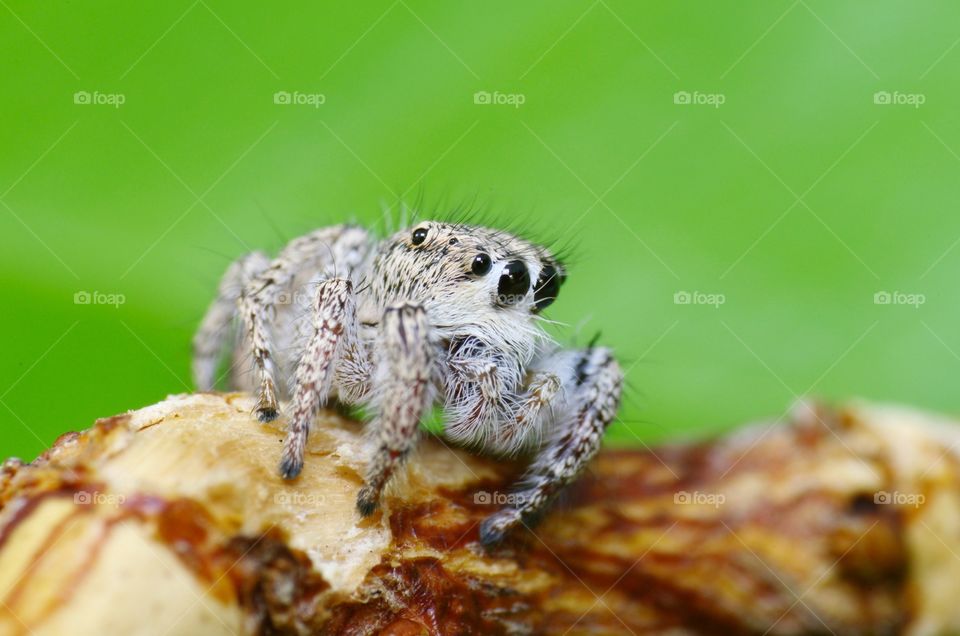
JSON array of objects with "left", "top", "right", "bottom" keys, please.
[{"left": 3, "top": 1, "right": 959, "bottom": 460}]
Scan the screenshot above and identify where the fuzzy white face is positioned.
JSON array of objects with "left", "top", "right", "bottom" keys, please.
[{"left": 365, "top": 222, "right": 565, "bottom": 339}]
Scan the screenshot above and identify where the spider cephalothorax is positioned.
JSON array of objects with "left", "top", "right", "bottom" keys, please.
[{"left": 193, "top": 220, "right": 622, "bottom": 545}]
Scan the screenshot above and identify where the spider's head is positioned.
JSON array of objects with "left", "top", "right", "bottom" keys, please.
[{"left": 373, "top": 222, "right": 565, "bottom": 323}]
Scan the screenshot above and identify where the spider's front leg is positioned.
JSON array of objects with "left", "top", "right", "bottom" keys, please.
[
  {"left": 192, "top": 251, "right": 270, "bottom": 391},
  {"left": 479, "top": 347, "right": 623, "bottom": 546},
  {"left": 240, "top": 226, "right": 371, "bottom": 422},
  {"left": 356, "top": 304, "right": 434, "bottom": 516},
  {"left": 278, "top": 278, "right": 357, "bottom": 479}
]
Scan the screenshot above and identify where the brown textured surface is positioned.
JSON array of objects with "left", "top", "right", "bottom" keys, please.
[{"left": 0, "top": 394, "right": 959, "bottom": 635}]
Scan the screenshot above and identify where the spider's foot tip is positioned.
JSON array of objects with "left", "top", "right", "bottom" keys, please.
[
  {"left": 278, "top": 457, "right": 303, "bottom": 480},
  {"left": 478, "top": 516, "right": 509, "bottom": 548},
  {"left": 256, "top": 408, "right": 279, "bottom": 423},
  {"left": 356, "top": 488, "right": 379, "bottom": 517}
]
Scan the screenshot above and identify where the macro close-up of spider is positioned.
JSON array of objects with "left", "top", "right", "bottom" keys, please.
[
  {"left": 10, "top": 2, "right": 960, "bottom": 633},
  {"left": 192, "top": 221, "right": 623, "bottom": 545}
]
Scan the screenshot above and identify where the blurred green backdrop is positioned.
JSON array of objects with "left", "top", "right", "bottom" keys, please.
[{"left": 3, "top": 1, "right": 960, "bottom": 460}]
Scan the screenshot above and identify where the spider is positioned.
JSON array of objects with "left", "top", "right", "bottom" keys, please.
[{"left": 192, "top": 221, "right": 623, "bottom": 545}]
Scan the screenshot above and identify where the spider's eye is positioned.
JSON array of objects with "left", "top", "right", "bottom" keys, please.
[
  {"left": 471, "top": 252, "right": 492, "bottom": 276},
  {"left": 497, "top": 260, "right": 530, "bottom": 306},
  {"left": 533, "top": 264, "right": 564, "bottom": 313},
  {"left": 411, "top": 227, "right": 428, "bottom": 245}
]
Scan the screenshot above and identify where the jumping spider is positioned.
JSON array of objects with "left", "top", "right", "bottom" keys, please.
[{"left": 193, "top": 221, "right": 623, "bottom": 545}]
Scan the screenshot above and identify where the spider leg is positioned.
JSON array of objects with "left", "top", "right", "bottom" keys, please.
[
  {"left": 479, "top": 347, "right": 622, "bottom": 546},
  {"left": 239, "top": 226, "right": 371, "bottom": 422},
  {"left": 334, "top": 314, "right": 375, "bottom": 405},
  {"left": 443, "top": 339, "right": 560, "bottom": 455},
  {"left": 356, "top": 304, "right": 434, "bottom": 516},
  {"left": 444, "top": 349, "right": 507, "bottom": 449},
  {"left": 498, "top": 370, "right": 562, "bottom": 453},
  {"left": 192, "top": 251, "right": 270, "bottom": 391},
  {"left": 278, "top": 278, "right": 356, "bottom": 479}
]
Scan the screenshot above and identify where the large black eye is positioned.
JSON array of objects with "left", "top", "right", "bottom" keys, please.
[
  {"left": 497, "top": 260, "right": 530, "bottom": 305},
  {"left": 411, "top": 227, "right": 428, "bottom": 245},
  {"left": 471, "top": 253, "right": 492, "bottom": 275},
  {"left": 533, "top": 264, "right": 564, "bottom": 313}
]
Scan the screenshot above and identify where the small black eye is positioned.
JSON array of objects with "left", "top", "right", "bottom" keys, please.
[
  {"left": 471, "top": 253, "right": 492, "bottom": 275},
  {"left": 497, "top": 260, "right": 530, "bottom": 305},
  {"left": 411, "top": 227, "right": 428, "bottom": 245},
  {"left": 533, "top": 264, "right": 564, "bottom": 313}
]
